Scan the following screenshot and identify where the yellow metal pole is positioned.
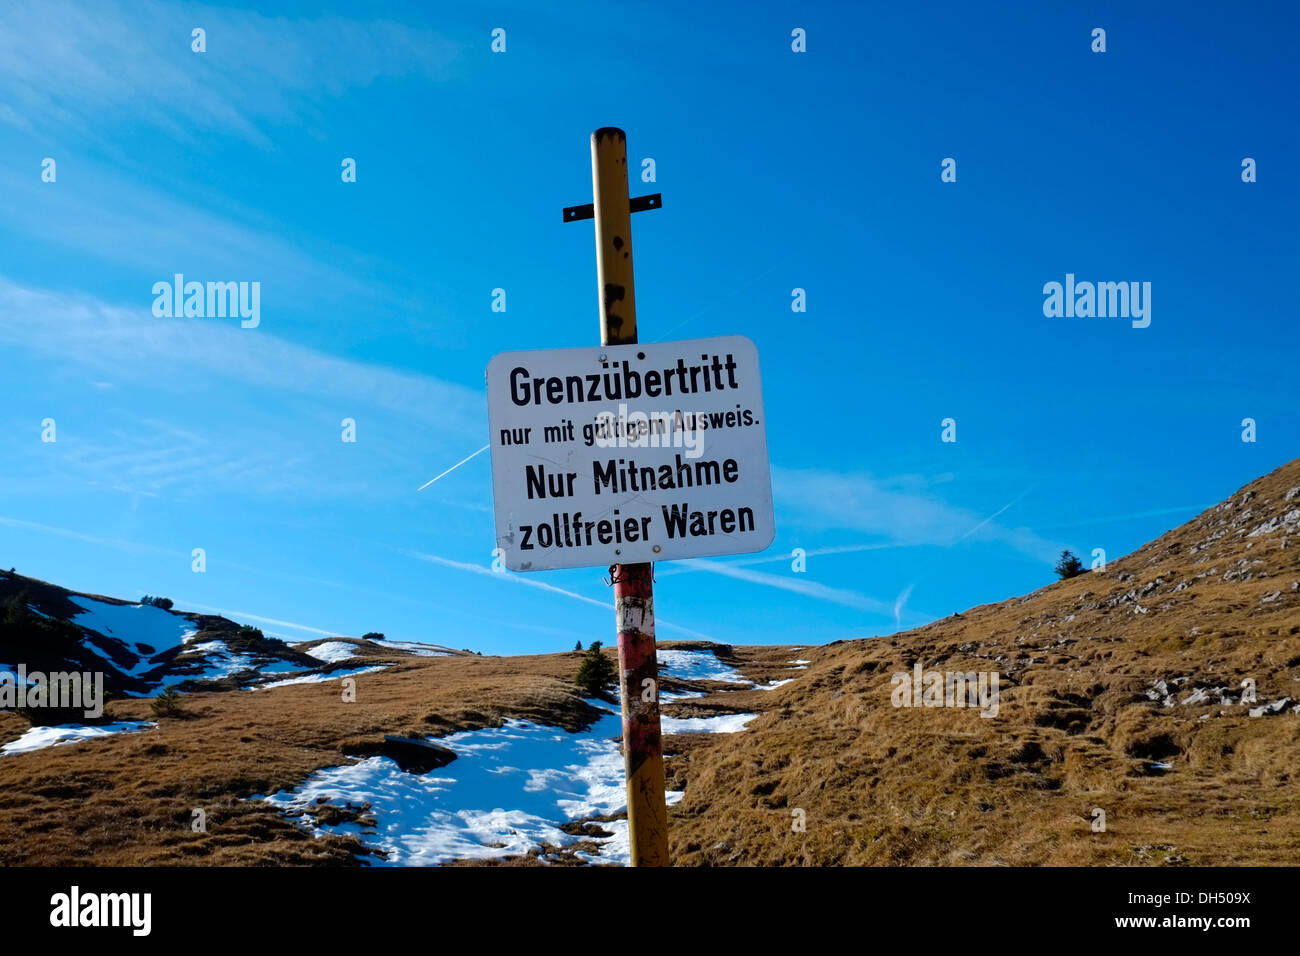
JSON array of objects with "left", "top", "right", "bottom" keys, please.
[
  {"left": 589, "top": 126, "right": 670, "bottom": 866},
  {"left": 591, "top": 127, "right": 638, "bottom": 345}
]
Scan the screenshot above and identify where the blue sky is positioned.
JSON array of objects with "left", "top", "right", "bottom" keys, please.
[{"left": 1, "top": 0, "right": 1296, "bottom": 654}]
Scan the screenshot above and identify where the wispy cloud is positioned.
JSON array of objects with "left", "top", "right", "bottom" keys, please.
[
  {"left": 0, "top": 6, "right": 463, "bottom": 330},
  {"left": 656, "top": 478, "right": 1041, "bottom": 623},
  {"left": 0, "top": 514, "right": 181, "bottom": 556},
  {"left": 412, "top": 551, "right": 607, "bottom": 608},
  {"left": 0, "top": 1, "right": 461, "bottom": 143},
  {"left": 892, "top": 583, "right": 914, "bottom": 626},
  {"left": 0, "top": 278, "right": 483, "bottom": 435},
  {"left": 771, "top": 467, "right": 1059, "bottom": 560},
  {"left": 406, "top": 550, "right": 716, "bottom": 641},
  {"left": 50, "top": 421, "right": 313, "bottom": 499},
  {"left": 0, "top": 161, "right": 383, "bottom": 311},
  {"left": 1036, "top": 504, "right": 1208, "bottom": 531},
  {"left": 658, "top": 540, "right": 920, "bottom": 577},
  {"left": 0, "top": 278, "right": 488, "bottom": 504},
  {"left": 176, "top": 601, "right": 337, "bottom": 640},
  {"left": 678, "top": 559, "right": 903, "bottom": 620}
]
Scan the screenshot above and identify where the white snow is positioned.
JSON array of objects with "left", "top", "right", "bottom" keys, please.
[
  {"left": 2, "top": 720, "right": 156, "bottom": 756},
  {"left": 380, "top": 640, "right": 455, "bottom": 657},
  {"left": 661, "top": 713, "right": 757, "bottom": 734},
  {"left": 256, "top": 664, "right": 389, "bottom": 690},
  {"left": 262, "top": 710, "right": 654, "bottom": 865},
  {"left": 150, "top": 640, "right": 302, "bottom": 690},
  {"left": 755, "top": 679, "right": 794, "bottom": 691},
  {"left": 572, "top": 789, "right": 686, "bottom": 866},
  {"left": 789, "top": 659, "right": 811, "bottom": 667},
  {"left": 657, "top": 649, "right": 750, "bottom": 684},
  {"left": 68, "top": 597, "right": 195, "bottom": 674},
  {"left": 257, "top": 643, "right": 770, "bottom": 866},
  {"left": 659, "top": 688, "right": 707, "bottom": 703},
  {"left": 304, "top": 639, "right": 452, "bottom": 657},
  {"left": 302, "top": 641, "right": 358, "bottom": 664},
  {"left": 260, "top": 692, "right": 759, "bottom": 866}
]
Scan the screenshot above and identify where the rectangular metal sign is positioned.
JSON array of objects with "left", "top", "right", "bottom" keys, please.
[{"left": 486, "top": 334, "right": 774, "bottom": 571}]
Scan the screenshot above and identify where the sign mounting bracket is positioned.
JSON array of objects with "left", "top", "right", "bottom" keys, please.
[{"left": 562, "top": 193, "right": 662, "bottom": 223}]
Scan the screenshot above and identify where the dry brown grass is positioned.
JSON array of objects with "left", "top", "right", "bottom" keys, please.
[
  {"left": 0, "top": 651, "right": 605, "bottom": 865},
  {"left": 664, "top": 460, "right": 1300, "bottom": 865}
]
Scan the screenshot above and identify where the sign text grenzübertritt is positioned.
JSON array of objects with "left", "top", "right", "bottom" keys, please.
[{"left": 486, "top": 335, "right": 774, "bottom": 571}]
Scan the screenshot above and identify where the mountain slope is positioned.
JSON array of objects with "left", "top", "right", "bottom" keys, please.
[
  {"left": 663, "top": 457, "right": 1300, "bottom": 865},
  {"left": 0, "top": 574, "right": 467, "bottom": 700}
]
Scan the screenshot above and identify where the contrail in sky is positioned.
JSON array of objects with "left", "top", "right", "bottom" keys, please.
[
  {"left": 418, "top": 444, "right": 489, "bottom": 491},
  {"left": 406, "top": 549, "right": 716, "bottom": 641},
  {"left": 954, "top": 486, "right": 1034, "bottom": 543}
]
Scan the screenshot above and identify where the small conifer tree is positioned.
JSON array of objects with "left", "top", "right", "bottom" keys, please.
[
  {"left": 575, "top": 641, "right": 616, "bottom": 697},
  {"left": 1054, "top": 549, "right": 1085, "bottom": 580}
]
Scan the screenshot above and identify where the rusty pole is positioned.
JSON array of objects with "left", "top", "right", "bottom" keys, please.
[{"left": 590, "top": 127, "right": 670, "bottom": 867}]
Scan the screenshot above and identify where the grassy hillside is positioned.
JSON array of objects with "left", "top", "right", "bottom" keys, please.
[{"left": 665, "top": 458, "right": 1300, "bottom": 865}]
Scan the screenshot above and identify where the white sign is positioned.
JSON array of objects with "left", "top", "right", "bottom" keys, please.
[{"left": 486, "top": 334, "right": 774, "bottom": 571}]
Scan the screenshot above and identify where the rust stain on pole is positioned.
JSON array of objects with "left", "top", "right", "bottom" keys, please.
[{"left": 590, "top": 126, "right": 670, "bottom": 866}]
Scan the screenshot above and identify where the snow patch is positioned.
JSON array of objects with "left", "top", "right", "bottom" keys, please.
[
  {"left": 260, "top": 695, "right": 755, "bottom": 866},
  {"left": 2, "top": 720, "right": 156, "bottom": 756},
  {"left": 262, "top": 711, "right": 652, "bottom": 865},
  {"left": 657, "top": 649, "right": 750, "bottom": 684},
  {"left": 154, "top": 640, "right": 302, "bottom": 689},
  {"left": 661, "top": 713, "right": 757, "bottom": 734},
  {"left": 303, "top": 641, "right": 358, "bottom": 664},
  {"left": 68, "top": 597, "right": 195, "bottom": 674},
  {"left": 256, "top": 664, "right": 389, "bottom": 690},
  {"left": 381, "top": 640, "right": 455, "bottom": 657},
  {"left": 659, "top": 689, "right": 707, "bottom": 703}
]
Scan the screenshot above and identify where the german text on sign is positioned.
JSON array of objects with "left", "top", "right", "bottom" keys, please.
[{"left": 486, "top": 335, "right": 775, "bottom": 571}]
